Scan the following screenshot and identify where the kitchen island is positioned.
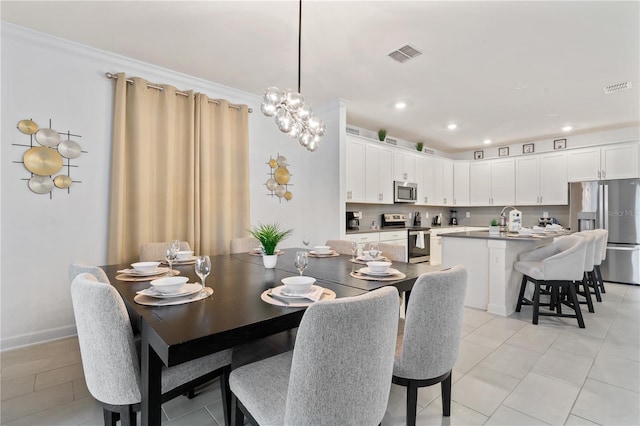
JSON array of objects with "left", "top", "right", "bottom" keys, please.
[{"left": 440, "top": 230, "right": 559, "bottom": 316}]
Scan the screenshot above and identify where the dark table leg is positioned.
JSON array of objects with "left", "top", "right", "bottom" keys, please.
[
  {"left": 141, "top": 322, "right": 163, "bottom": 426},
  {"left": 404, "top": 290, "right": 411, "bottom": 315}
]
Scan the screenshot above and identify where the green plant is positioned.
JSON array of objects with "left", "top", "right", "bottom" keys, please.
[
  {"left": 416, "top": 142, "right": 424, "bottom": 152},
  {"left": 490, "top": 219, "right": 499, "bottom": 226},
  {"left": 248, "top": 222, "right": 293, "bottom": 255},
  {"left": 378, "top": 128, "right": 387, "bottom": 141}
]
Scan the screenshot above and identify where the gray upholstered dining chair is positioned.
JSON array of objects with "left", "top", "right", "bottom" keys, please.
[
  {"left": 229, "top": 286, "right": 400, "bottom": 426},
  {"left": 68, "top": 261, "right": 110, "bottom": 283},
  {"left": 515, "top": 235, "right": 587, "bottom": 328},
  {"left": 324, "top": 239, "right": 353, "bottom": 255},
  {"left": 230, "top": 236, "right": 259, "bottom": 254},
  {"left": 591, "top": 229, "right": 609, "bottom": 297},
  {"left": 139, "top": 241, "right": 191, "bottom": 261},
  {"left": 392, "top": 266, "right": 468, "bottom": 426},
  {"left": 71, "top": 273, "right": 233, "bottom": 426},
  {"left": 574, "top": 231, "right": 599, "bottom": 309},
  {"left": 378, "top": 242, "right": 406, "bottom": 262}
]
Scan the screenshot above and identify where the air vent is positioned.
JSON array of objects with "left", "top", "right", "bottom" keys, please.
[
  {"left": 603, "top": 81, "right": 632, "bottom": 94},
  {"left": 385, "top": 137, "right": 397, "bottom": 145},
  {"left": 345, "top": 127, "right": 360, "bottom": 136},
  {"left": 423, "top": 148, "right": 435, "bottom": 155},
  {"left": 388, "top": 45, "right": 422, "bottom": 63}
]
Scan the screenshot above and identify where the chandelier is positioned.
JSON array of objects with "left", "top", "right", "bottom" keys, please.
[{"left": 260, "top": 0, "right": 326, "bottom": 152}]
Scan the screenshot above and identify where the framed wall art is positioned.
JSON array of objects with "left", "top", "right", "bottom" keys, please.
[
  {"left": 523, "top": 143, "right": 535, "bottom": 154},
  {"left": 554, "top": 139, "right": 567, "bottom": 150},
  {"left": 474, "top": 150, "right": 484, "bottom": 160},
  {"left": 498, "top": 147, "right": 509, "bottom": 157}
]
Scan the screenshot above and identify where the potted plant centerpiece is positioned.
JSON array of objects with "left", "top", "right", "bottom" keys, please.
[
  {"left": 249, "top": 222, "right": 293, "bottom": 268},
  {"left": 489, "top": 219, "right": 500, "bottom": 235}
]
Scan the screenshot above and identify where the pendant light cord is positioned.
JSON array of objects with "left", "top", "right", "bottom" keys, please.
[{"left": 298, "top": 0, "right": 302, "bottom": 94}]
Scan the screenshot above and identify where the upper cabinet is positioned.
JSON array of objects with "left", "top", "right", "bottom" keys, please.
[
  {"left": 567, "top": 142, "right": 639, "bottom": 181},
  {"left": 346, "top": 136, "right": 365, "bottom": 202},
  {"left": 346, "top": 135, "right": 393, "bottom": 204},
  {"left": 417, "top": 156, "right": 453, "bottom": 206},
  {"left": 516, "top": 152, "right": 568, "bottom": 205},
  {"left": 453, "top": 162, "right": 470, "bottom": 206},
  {"left": 365, "top": 143, "right": 393, "bottom": 204},
  {"left": 393, "top": 151, "right": 417, "bottom": 182},
  {"left": 469, "top": 158, "right": 515, "bottom": 206}
]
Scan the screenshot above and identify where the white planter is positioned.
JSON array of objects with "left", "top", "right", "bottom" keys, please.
[
  {"left": 262, "top": 254, "right": 278, "bottom": 269},
  {"left": 489, "top": 226, "right": 500, "bottom": 235}
]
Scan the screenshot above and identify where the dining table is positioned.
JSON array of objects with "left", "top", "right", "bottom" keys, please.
[{"left": 103, "top": 249, "right": 440, "bottom": 425}]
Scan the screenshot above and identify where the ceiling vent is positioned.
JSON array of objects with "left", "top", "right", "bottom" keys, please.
[
  {"left": 603, "top": 81, "right": 632, "bottom": 94},
  {"left": 388, "top": 45, "right": 422, "bottom": 63}
]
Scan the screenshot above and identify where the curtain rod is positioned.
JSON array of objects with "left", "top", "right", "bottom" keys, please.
[{"left": 104, "top": 72, "right": 252, "bottom": 113}]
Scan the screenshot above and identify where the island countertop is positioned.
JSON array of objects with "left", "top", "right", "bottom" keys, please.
[{"left": 439, "top": 230, "right": 564, "bottom": 242}]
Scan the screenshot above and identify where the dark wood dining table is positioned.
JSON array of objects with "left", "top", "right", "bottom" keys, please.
[{"left": 103, "top": 249, "right": 439, "bottom": 425}]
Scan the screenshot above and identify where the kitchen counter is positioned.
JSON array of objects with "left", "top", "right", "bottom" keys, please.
[
  {"left": 345, "top": 226, "right": 431, "bottom": 235},
  {"left": 439, "top": 230, "right": 557, "bottom": 316}
]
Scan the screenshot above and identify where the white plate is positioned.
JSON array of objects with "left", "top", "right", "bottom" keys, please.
[
  {"left": 137, "top": 283, "right": 203, "bottom": 299},
  {"left": 174, "top": 256, "right": 197, "bottom": 263},
  {"left": 359, "top": 267, "right": 400, "bottom": 277},
  {"left": 309, "top": 250, "right": 335, "bottom": 255},
  {"left": 276, "top": 284, "right": 321, "bottom": 298},
  {"left": 119, "top": 267, "right": 170, "bottom": 276},
  {"left": 357, "top": 255, "right": 386, "bottom": 262}
]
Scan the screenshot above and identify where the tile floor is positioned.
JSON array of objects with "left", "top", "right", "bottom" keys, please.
[{"left": 1, "top": 283, "right": 638, "bottom": 425}]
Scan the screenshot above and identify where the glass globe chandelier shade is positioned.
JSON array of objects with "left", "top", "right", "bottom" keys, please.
[
  {"left": 260, "top": 0, "right": 326, "bottom": 152},
  {"left": 261, "top": 86, "right": 326, "bottom": 152}
]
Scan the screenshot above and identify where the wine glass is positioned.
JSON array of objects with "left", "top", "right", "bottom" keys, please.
[
  {"left": 351, "top": 240, "right": 358, "bottom": 260},
  {"left": 195, "top": 255, "right": 211, "bottom": 291},
  {"left": 368, "top": 242, "right": 380, "bottom": 259},
  {"left": 302, "top": 234, "right": 311, "bottom": 249},
  {"left": 165, "top": 241, "right": 180, "bottom": 273},
  {"left": 294, "top": 251, "right": 308, "bottom": 276}
]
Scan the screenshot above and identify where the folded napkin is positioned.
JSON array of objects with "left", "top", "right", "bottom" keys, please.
[
  {"left": 416, "top": 231, "right": 425, "bottom": 249},
  {"left": 300, "top": 286, "right": 324, "bottom": 302}
]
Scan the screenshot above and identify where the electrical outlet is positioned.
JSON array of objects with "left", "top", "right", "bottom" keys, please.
[
  {"left": 543, "top": 211, "right": 549, "bottom": 218},
  {"left": 466, "top": 211, "right": 470, "bottom": 218}
]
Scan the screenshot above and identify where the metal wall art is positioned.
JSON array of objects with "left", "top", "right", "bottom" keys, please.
[
  {"left": 13, "top": 118, "right": 85, "bottom": 198},
  {"left": 265, "top": 154, "right": 293, "bottom": 202}
]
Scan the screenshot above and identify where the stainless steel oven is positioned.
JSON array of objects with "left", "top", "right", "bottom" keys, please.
[{"left": 408, "top": 229, "right": 430, "bottom": 263}]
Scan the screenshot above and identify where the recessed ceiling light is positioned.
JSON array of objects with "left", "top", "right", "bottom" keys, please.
[
  {"left": 515, "top": 84, "right": 529, "bottom": 90},
  {"left": 447, "top": 123, "right": 458, "bottom": 130},
  {"left": 394, "top": 102, "right": 407, "bottom": 109},
  {"left": 547, "top": 113, "right": 559, "bottom": 117},
  {"left": 483, "top": 139, "right": 492, "bottom": 145},
  {"left": 562, "top": 126, "right": 573, "bottom": 132}
]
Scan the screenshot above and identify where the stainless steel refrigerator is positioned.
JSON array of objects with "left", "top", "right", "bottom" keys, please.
[{"left": 570, "top": 179, "right": 640, "bottom": 285}]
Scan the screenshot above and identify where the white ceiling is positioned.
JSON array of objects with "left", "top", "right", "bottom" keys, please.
[{"left": 2, "top": 1, "right": 638, "bottom": 153}]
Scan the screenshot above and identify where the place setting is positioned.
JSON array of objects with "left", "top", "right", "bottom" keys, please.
[
  {"left": 134, "top": 255, "right": 214, "bottom": 306},
  {"left": 307, "top": 245, "right": 340, "bottom": 258},
  {"left": 350, "top": 260, "right": 406, "bottom": 281},
  {"left": 116, "top": 261, "right": 177, "bottom": 281},
  {"left": 261, "top": 251, "right": 336, "bottom": 307},
  {"left": 349, "top": 242, "right": 390, "bottom": 264},
  {"left": 161, "top": 249, "right": 197, "bottom": 265}
]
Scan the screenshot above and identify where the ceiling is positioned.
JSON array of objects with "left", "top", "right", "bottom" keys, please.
[{"left": 2, "top": 1, "right": 638, "bottom": 153}]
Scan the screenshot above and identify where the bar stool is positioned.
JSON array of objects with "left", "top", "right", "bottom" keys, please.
[
  {"left": 574, "top": 231, "right": 600, "bottom": 307},
  {"left": 592, "top": 229, "right": 608, "bottom": 296},
  {"left": 515, "top": 235, "right": 587, "bottom": 328}
]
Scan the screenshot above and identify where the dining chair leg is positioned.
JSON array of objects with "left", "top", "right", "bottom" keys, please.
[
  {"left": 595, "top": 265, "right": 606, "bottom": 293},
  {"left": 589, "top": 270, "right": 602, "bottom": 302},
  {"left": 103, "top": 408, "right": 117, "bottom": 426},
  {"left": 406, "top": 381, "right": 418, "bottom": 426},
  {"left": 582, "top": 275, "right": 595, "bottom": 313},
  {"left": 118, "top": 405, "right": 136, "bottom": 426},
  {"left": 441, "top": 372, "right": 452, "bottom": 417},
  {"left": 231, "top": 394, "right": 243, "bottom": 426}
]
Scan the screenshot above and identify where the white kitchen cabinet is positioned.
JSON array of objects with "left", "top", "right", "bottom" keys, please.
[
  {"left": 430, "top": 234, "right": 442, "bottom": 265},
  {"left": 568, "top": 142, "right": 639, "bottom": 181},
  {"left": 453, "top": 161, "right": 469, "bottom": 206},
  {"left": 393, "top": 151, "right": 416, "bottom": 182},
  {"left": 417, "top": 156, "right": 437, "bottom": 205},
  {"left": 516, "top": 152, "right": 568, "bottom": 205},
  {"left": 365, "top": 144, "right": 393, "bottom": 204},
  {"left": 469, "top": 159, "right": 515, "bottom": 206},
  {"left": 429, "top": 157, "right": 453, "bottom": 206},
  {"left": 345, "top": 136, "right": 365, "bottom": 202},
  {"left": 348, "top": 232, "right": 379, "bottom": 246}
]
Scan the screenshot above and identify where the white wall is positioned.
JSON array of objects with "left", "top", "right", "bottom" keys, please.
[{"left": 1, "top": 23, "right": 342, "bottom": 349}]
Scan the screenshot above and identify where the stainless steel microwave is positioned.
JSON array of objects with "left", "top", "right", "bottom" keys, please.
[{"left": 394, "top": 181, "right": 417, "bottom": 203}]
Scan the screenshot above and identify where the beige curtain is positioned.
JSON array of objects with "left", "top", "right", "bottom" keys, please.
[
  {"left": 107, "top": 73, "right": 249, "bottom": 263},
  {"left": 194, "top": 94, "right": 250, "bottom": 255}
]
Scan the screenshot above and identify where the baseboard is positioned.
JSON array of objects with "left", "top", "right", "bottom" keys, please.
[{"left": 1, "top": 325, "right": 77, "bottom": 351}]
